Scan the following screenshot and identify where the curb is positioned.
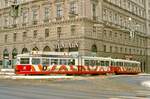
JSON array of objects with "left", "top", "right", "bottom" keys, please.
[{"left": 0, "top": 75, "right": 75, "bottom": 80}]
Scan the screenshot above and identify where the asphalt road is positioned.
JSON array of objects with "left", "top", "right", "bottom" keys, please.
[{"left": 0, "top": 75, "right": 150, "bottom": 99}]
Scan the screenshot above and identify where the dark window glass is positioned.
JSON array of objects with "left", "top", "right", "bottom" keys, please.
[{"left": 20, "top": 58, "right": 29, "bottom": 64}]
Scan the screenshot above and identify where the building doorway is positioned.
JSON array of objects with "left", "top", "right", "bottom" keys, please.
[
  {"left": 12, "top": 48, "right": 18, "bottom": 68},
  {"left": 3, "top": 49, "right": 9, "bottom": 68}
]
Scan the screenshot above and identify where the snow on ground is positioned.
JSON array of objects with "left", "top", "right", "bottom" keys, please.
[{"left": 141, "top": 81, "right": 150, "bottom": 88}]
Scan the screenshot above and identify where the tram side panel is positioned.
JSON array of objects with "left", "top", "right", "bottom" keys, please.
[{"left": 15, "top": 55, "right": 142, "bottom": 75}]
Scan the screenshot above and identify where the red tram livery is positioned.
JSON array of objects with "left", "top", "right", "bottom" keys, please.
[{"left": 15, "top": 51, "right": 141, "bottom": 75}]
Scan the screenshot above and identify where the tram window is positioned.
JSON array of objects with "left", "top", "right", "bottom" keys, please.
[
  {"left": 42, "top": 58, "right": 49, "bottom": 65},
  {"left": 32, "top": 58, "right": 41, "bottom": 65},
  {"left": 60, "top": 59, "right": 67, "bottom": 65},
  {"left": 51, "top": 59, "right": 58, "bottom": 65},
  {"left": 84, "top": 60, "right": 89, "bottom": 66},
  {"left": 20, "top": 58, "right": 30, "bottom": 64},
  {"left": 105, "top": 61, "right": 109, "bottom": 66},
  {"left": 116, "top": 62, "right": 119, "bottom": 66},
  {"left": 126, "top": 63, "right": 131, "bottom": 67},
  {"left": 101, "top": 61, "right": 104, "bottom": 66},
  {"left": 118, "top": 62, "right": 123, "bottom": 66},
  {"left": 126, "top": 63, "right": 129, "bottom": 66},
  {"left": 90, "top": 60, "right": 96, "bottom": 66},
  {"left": 96, "top": 60, "right": 101, "bottom": 66},
  {"left": 135, "top": 63, "right": 137, "bottom": 66},
  {"left": 68, "top": 59, "right": 75, "bottom": 65},
  {"left": 129, "top": 63, "right": 132, "bottom": 66},
  {"left": 124, "top": 62, "right": 127, "bottom": 66},
  {"left": 111, "top": 61, "right": 115, "bottom": 66},
  {"left": 130, "top": 63, "right": 132, "bottom": 66}
]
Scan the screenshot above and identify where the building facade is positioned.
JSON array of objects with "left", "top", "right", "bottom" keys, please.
[{"left": 0, "top": 0, "right": 150, "bottom": 73}]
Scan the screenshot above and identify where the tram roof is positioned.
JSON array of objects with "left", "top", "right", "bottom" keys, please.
[
  {"left": 81, "top": 56, "right": 112, "bottom": 60},
  {"left": 111, "top": 58, "right": 140, "bottom": 63},
  {"left": 17, "top": 51, "right": 79, "bottom": 58},
  {"left": 81, "top": 56, "right": 140, "bottom": 63}
]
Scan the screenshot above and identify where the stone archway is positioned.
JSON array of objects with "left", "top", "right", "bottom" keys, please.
[
  {"left": 91, "top": 44, "right": 97, "bottom": 56},
  {"left": 22, "top": 48, "right": 28, "bottom": 54},
  {"left": 43, "top": 46, "right": 51, "bottom": 52},
  {"left": 91, "top": 44, "right": 97, "bottom": 53},
  {"left": 32, "top": 47, "right": 39, "bottom": 51},
  {"left": 12, "top": 48, "right": 18, "bottom": 59},
  {"left": 3, "top": 49, "right": 9, "bottom": 68},
  {"left": 3, "top": 49, "right": 9, "bottom": 59},
  {"left": 12, "top": 48, "right": 18, "bottom": 68}
]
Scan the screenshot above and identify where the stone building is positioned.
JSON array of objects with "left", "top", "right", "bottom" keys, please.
[{"left": 0, "top": 0, "right": 149, "bottom": 73}]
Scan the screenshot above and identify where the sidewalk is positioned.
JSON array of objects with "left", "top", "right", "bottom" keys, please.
[
  {"left": 0, "top": 75, "right": 75, "bottom": 79},
  {"left": 0, "top": 69, "right": 15, "bottom": 76},
  {"left": 0, "top": 68, "right": 109, "bottom": 80}
]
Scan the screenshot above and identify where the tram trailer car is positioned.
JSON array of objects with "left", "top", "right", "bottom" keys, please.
[{"left": 15, "top": 51, "right": 141, "bottom": 75}]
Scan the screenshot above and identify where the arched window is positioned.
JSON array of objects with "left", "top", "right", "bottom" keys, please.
[
  {"left": 68, "top": 42, "right": 79, "bottom": 52},
  {"left": 91, "top": 44, "right": 97, "bottom": 52},
  {"left": 69, "top": 47, "right": 78, "bottom": 52},
  {"left": 55, "top": 48, "right": 64, "bottom": 52},
  {"left": 32, "top": 47, "right": 39, "bottom": 51},
  {"left": 12, "top": 48, "right": 18, "bottom": 59},
  {"left": 3, "top": 49, "right": 9, "bottom": 59},
  {"left": 43, "top": 46, "right": 51, "bottom": 52},
  {"left": 22, "top": 48, "right": 28, "bottom": 54}
]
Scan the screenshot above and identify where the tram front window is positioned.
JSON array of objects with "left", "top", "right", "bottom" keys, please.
[
  {"left": 32, "top": 58, "right": 40, "bottom": 65},
  {"left": 20, "top": 58, "right": 29, "bottom": 64}
]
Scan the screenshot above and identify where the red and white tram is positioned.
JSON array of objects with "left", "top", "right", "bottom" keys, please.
[{"left": 15, "top": 51, "right": 141, "bottom": 75}]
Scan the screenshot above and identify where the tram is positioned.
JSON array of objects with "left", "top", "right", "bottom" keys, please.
[{"left": 15, "top": 51, "right": 141, "bottom": 75}]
